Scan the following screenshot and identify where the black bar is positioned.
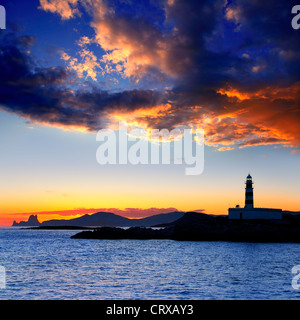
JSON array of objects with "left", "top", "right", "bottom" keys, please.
[{"left": 0, "top": 300, "right": 297, "bottom": 318}]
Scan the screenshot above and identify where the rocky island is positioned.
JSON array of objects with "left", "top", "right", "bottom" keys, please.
[{"left": 12, "top": 215, "right": 41, "bottom": 227}]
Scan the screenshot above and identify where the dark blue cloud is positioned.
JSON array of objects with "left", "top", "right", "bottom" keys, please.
[
  {"left": 0, "top": 0, "right": 299, "bottom": 147},
  {"left": 0, "top": 30, "right": 164, "bottom": 130}
]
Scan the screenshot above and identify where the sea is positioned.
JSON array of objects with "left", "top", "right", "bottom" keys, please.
[{"left": 1, "top": 227, "right": 300, "bottom": 300}]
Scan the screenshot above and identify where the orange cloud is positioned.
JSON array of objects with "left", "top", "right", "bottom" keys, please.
[
  {"left": 218, "top": 146, "right": 235, "bottom": 151},
  {"left": 39, "top": 0, "right": 81, "bottom": 20},
  {"left": 84, "top": 0, "right": 189, "bottom": 82},
  {"left": 23, "top": 117, "right": 90, "bottom": 133},
  {"left": 61, "top": 48, "right": 101, "bottom": 81},
  {"left": 208, "top": 83, "right": 300, "bottom": 149},
  {"left": 104, "top": 103, "right": 173, "bottom": 129},
  {"left": 225, "top": 6, "right": 242, "bottom": 24},
  {"left": 98, "top": 80, "right": 300, "bottom": 150},
  {"left": 217, "top": 88, "right": 251, "bottom": 101}
]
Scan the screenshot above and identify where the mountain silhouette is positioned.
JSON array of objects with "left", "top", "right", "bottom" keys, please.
[{"left": 12, "top": 211, "right": 184, "bottom": 228}]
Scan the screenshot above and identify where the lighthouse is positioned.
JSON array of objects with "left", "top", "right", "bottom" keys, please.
[
  {"left": 245, "top": 174, "right": 254, "bottom": 208},
  {"left": 228, "top": 173, "right": 282, "bottom": 220}
]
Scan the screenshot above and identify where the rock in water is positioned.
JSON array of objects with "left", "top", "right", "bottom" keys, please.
[{"left": 12, "top": 215, "right": 41, "bottom": 227}]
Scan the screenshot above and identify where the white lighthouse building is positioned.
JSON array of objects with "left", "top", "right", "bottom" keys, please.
[{"left": 228, "top": 174, "right": 282, "bottom": 220}]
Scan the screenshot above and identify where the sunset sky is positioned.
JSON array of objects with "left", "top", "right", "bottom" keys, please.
[{"left": 0, "top": 0, "right": 299, "bottom": 226}]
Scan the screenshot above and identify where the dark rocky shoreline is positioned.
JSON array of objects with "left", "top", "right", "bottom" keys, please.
[{"left": 70, "top": 212, "right": 300, "bottom": 243}]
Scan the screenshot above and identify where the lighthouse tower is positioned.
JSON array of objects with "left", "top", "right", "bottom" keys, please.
[
  {"left": 245, "top": 174, "right": 254, "bottom": 208},
  {"left": 228, "top": 173, "right": 282, "bottom": 220}
]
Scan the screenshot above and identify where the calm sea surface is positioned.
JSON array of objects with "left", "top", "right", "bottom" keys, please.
[{"left": 0, "top": 228, "right": 300, "bottom": 300}]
